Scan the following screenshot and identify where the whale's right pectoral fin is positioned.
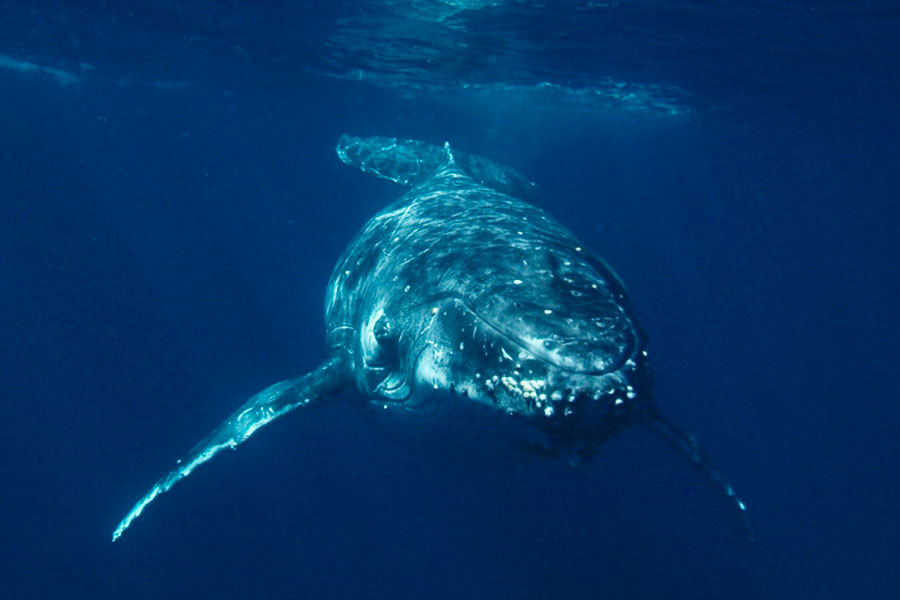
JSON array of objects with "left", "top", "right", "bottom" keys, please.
[{"left": 112, "top": 355, "right": 349, "bottom": 542}]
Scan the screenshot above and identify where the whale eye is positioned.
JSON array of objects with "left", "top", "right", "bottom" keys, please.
[
  {"left": 366, "top": 313, "right": 399, "bottom": 370},
  {"left": 373, "top": 315, "right": 392, "bottom": 343}
]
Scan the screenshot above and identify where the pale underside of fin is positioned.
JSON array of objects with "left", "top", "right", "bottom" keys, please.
[
  {"left": 112, "top": 356, "right": 347, "bottom": 542},
  {"left": 642, "top": 405, "right": 754, "bottom": 543},
  {"left": 336, "top": 134, "right": 537, "bottom": 199}
]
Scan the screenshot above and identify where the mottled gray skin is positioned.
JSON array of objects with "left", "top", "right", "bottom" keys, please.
[{"left": 327, "top": 144, "right": 650, "bottom": 458}]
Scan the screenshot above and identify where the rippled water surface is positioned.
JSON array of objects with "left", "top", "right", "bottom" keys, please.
[{"left": 3, "top": 1, "right": 896, "bottom": 115}]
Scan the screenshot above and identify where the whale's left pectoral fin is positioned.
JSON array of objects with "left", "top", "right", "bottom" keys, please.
[
  {"left": 112, "top": 356, "right": 348, "bottom": 542},
  {"left": 642, "top": 405, "right": 754, "bottom": 543}
]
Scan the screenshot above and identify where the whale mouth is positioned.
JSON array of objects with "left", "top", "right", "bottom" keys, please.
[
  {"left": 407, "top": 295, "right": 649, "bottom": 422},
  {"left": 462, "top": 296, "right": 637, "bottom": 377},
  {"left": 451, "top": 243, "right": 643, "bottom": 377}
]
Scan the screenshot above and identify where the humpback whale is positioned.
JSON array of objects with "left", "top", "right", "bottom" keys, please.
[{"left": 112, "top": 135, "right": 750, "bottom": 542}]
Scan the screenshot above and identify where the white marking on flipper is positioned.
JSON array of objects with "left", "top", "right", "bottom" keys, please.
[{"left": 112, "top": 357, "right": 346, "bottom": 542}]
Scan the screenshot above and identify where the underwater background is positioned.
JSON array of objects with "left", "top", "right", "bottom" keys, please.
[{"left": 2, "top": 1, "right": 898, "bottom": 598}]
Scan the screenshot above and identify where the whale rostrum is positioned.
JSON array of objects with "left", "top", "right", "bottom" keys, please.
[{"left": 112, "top": 135, "right": 750, "bottom": 543}]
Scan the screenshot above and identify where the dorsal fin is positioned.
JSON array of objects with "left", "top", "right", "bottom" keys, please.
[{"left": 337, "top": 134, "right": 537, "bottom": 199}]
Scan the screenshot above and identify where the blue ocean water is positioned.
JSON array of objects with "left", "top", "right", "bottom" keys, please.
[{"left": 2, "top": 1, "right": 898, "bottom": 598}]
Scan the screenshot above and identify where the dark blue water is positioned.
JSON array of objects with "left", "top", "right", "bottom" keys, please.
[{"left": 2, "top": 2, "right": 898, "bottom": 598}]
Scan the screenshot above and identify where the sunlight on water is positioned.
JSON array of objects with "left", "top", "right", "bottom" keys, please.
[{"left": 325, "top": 0, "right": 688, "bottom": 116}]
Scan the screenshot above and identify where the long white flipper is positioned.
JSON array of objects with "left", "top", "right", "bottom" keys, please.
[{"left": 112, "top": 356, "right": 348, "bottom": 542}]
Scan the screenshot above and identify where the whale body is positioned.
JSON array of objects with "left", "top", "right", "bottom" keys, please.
[{"left": 112, "top": 135, "right": 749, "bottom": 542}]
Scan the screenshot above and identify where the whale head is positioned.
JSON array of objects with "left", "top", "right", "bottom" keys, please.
[{"left": 326, "top": 173, "right": 651, "bottom": 458}]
